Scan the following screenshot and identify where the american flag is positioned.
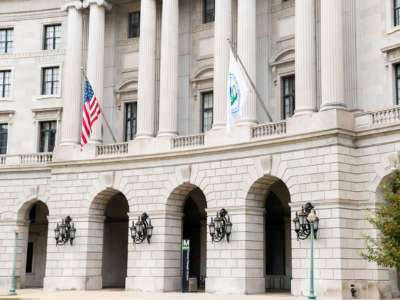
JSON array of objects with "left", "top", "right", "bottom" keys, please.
[{"left": 80, "top": 77, "right": 100, "bottom": 147}]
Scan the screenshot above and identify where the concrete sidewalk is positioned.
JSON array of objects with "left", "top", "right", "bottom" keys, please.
[{"left": 0, "top": 289, "right": 305, "bottom": 300}]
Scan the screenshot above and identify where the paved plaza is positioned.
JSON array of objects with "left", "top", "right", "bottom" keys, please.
[{"left": 0, "top": 289, "right": 304, "bottom": 300}]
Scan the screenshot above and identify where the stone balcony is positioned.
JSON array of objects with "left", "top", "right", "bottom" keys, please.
[{"left": 0, "top": 106, "right": 399, "bottom": 169}]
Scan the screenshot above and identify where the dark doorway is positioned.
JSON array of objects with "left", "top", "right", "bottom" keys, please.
[
  {"left": 265, "top": 189, "right": 291, "bottom": 291},
  {"left": 102, "top": 193, "right": 129, "bottom": 288},
  {"left": 182, "top": 189, "right": 207, "bottom": 292},
  {"left": 24, "top": 201, "right": 49, "bottom": 288}
]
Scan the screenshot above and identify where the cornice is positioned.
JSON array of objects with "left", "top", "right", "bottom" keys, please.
[
  {"left": 0, "top": 9, "right": 66, "bottom": 22},
  {"left": 0, "top": 49, "right": 65, "bottom": 61}
]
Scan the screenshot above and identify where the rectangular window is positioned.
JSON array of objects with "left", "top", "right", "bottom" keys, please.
[
  {"left": 0, "top": 124, "right": 7, "bottom": 155},
  {"left": 395, "top": 64, "right": 400, "bottom": 105},
  {"left": 39, "top": 121, "right": 56, "bottom": 152},
  {"left": 201, "top": 91, "right": 213, "bottom": 132},
  {"left": 128, "top": 12, "right": 140, "bottom": 38},
  {"left": 125, "top": 102, "right": 137, "bottom": 141},
  {"left": 26, "top": 242, "right": 34, "bottom": 273},
  {"left": 0, "top": 28, "right": 13, "bottom": 53},
  {"left": 282, "top": 75, "right": 295, "bottom": 119},
  {"left": 44, "top": 24, "right": 61, "bottom": 50},
  {"left": 42, "top": 67, "right": 60, "bottom": 95},
  {"left": 204, "top": 0, "right": 215, "bottom": 23},
  {"left": 0, "top": 70, "right": 11, "bottom": 98}
]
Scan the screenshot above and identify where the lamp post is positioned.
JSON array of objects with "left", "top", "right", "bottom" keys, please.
[
  {"left": 8, "top": 227, "right": 19, "bottom": 296},
  {"left": 130, "top": 212, "right": 153, "bottom": 244},
  {"left": 293, "top": 203, "right": 319, "bottom": 300}
]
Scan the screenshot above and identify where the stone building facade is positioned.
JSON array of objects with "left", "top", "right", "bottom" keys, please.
[{"left": 0, "top": 0, "right": 400, "bottom": 299}]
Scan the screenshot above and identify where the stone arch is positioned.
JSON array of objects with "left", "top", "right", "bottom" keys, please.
[
  {"left": 16, "top": 199, "right": 49, "bottom": 288},
  {"left": 245, "top": 174, "right": 292, "bottom": 292},
  {"left": 87, "top": 187, "right": 130, "bottom": 289},
  {"left": 165, "top": 182, "right": 208, "bottom": 292},
  {"left": 374, "top": 171, "right": 400, "bottom": 297}
]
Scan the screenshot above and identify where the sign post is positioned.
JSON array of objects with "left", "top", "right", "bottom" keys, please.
[{"left": 182, "top": 239, "right": 190, "bottom": 293}]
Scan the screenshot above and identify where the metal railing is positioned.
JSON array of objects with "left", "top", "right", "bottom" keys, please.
[
  {"left": 96, "top": 142, "right": 129, "bottom": 157},
  {"left": 172, "top": 133, "right": 205, "bottom": 149},
  {"left": 251, "top": 121, "right": 287, "bottom": 138}
]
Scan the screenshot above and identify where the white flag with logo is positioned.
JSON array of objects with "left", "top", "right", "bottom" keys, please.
[{"left": 226, "top": 50, "right": 249, "bottom": 134}]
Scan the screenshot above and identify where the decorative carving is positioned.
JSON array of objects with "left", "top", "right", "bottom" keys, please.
[
  {"left": 100, "top": 171, "right": 115, "bottom": 188},
  {"left": 258, "top": 155, "right": 272, "bottom": 175},
  {"left": 177, "top": 165, "right": 191, "bottom": 183},
  {"left": 388, "top": 151, "right": 400, "bottom": 170}
]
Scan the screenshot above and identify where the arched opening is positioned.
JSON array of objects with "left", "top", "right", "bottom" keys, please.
[
  {"left": 246, "top": 175, "right": 291, "bottom": 293},
  {"left": 18, "top": 200, "right": 49, "bottom": 288},
  {"left": 88, "top": 188, "right": 129, "bottom": 289},
  {"left": 376, "top": 174, "right": 400, "bottom": 297},
  {"left": 182, "top": 188, "right": 207, "bottom": 292},
  {"left": 102, "top": 192, "right": 129, "bottom": 288},
  {"left": 265, "top": 180, "right": 291, "bottom": 292}
]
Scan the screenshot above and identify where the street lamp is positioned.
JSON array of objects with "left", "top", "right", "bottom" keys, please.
[
  {"left": 54, "top": 216, "right": 76, "bottom": 246},
  {"left": 130, "top": 212, "right": 153, "bottom": 244},
  {"left": 293, "top": 203, "right": 319, "bottom": 300},
  {"left": 8, "top": 227, "right": 19, "bottom": 296},
  {"left": 208, "top": 208, "right": 232, "bottom": 242}
]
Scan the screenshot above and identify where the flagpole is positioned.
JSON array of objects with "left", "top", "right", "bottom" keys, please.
[
  {"left": 227, "top": 38, "right": 273, "bottom": 122},
  {"left": 80, "top": 67, "right": 118, "bottom": 143}
]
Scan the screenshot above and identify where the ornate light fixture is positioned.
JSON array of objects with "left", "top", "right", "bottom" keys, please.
[
  {"left": 293, "top": 202, "right": 319, "bottom": 240},
  {"left": 293, "top": 202, "right": 320, "bottom": 300},
  {"left": 208, "top": 208, "right": 232, "bottom": 243},
  {"left": 130, "top": 212, "right": 153, "bottom": 244},
  {"left": 54, "top": 216, "right": 76, "bottom": 246}
]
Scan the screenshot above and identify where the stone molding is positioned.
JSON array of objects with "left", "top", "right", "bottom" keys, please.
[
  {"left": 61, "top": 1, "right": 84, "bottom": 11},
  {"left": 83, "top": 0, "right": 112, "bottom": 10}
]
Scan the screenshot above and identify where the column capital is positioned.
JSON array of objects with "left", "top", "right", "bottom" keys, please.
[
  {"left": 83, "top": 0, "right": 112, "bottom": 10},
  {"left": 61, "top": 1, "right": 83, "bottom": 11}
]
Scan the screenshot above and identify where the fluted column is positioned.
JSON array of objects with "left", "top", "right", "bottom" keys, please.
[
  {"left": 60, "top": 2, "right": 83, "bottom": 145},
  {"left": 295, "top": 0, "right": 317, "bottom": 115},
  {"left": 84, "top": 0, "right": 111, "bottom": 143},
  {"left": 212, "top": 0, "right": 231, "bottom": 129},
  {"left": 320, "top": 0, "right": 346, "bottom": 111},
  {"left": 137, "top": 0, "right": 157, "bottom": 138},
  {"left": 158, "top": 0, "right": 179, "bottom": 137},
  {"left": 237, "top": 0, "right": 257, "bottom": 125}
]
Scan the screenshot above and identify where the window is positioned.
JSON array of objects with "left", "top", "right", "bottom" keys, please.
[
  {"left": 282, "top": 75, "right": 295, "bottom": 119},
  {"left": 0, "top": 124, "right": 7, "bottom": 154},
  {"left": 44, "top": 24, "right": 61, "bottom": 50},
  {"left": 26, "top": 242, "right": 34, "bottom": 273},
  {"left": 0, "top": 70, "right": 11, "bottom": 98},
  {"left": 201, "top": 91, "right": 213, "bottom": 132},
  {"left": 396, "top": 64, "right": 400, "bottom": 105},
  {"left": 125, "top": 102, "right": 137, "bottom": 141},
  {"left": 39, "top": 121, "right": 56, "bottom": 152},
  {"left": 128, "top": 12, "right": 140, "bottom": 38},
  {"left": 0, "top": 28, "right": 13, "bottom": 53},
  {"left": 204, "top": 0, "right": 215, "bottom": 23},
  {"left": 42, "top": 67, "right": 60, "bottom": 95}
]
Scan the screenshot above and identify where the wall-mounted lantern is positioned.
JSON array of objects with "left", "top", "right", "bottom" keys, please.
[
  {"left": 54, "top": 216, "right": 76, "bottom": 246},
  {"left": 293, "top": 202, "right": 319, "bottom": 240},
  {"left": 208, "top": 208, "right": 232, "bottom": 243},
  {"left": 130, "top": 212, "right": 153, "bottom": 244}
]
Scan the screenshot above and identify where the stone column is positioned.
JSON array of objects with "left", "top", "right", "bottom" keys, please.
[
  {"left": 158, "top": 0, "right": 179, "bottom": 137},
  {"left": 84, "top": 0, "right": 111, "bottom": 143},
  {"left": 212, "top": 0, "right": 231, "bottom": 129},
  {"left": 136, "top": 0, "right": 157, "bottom": 138},
  {"left": 237, "top": 0, "right": 257, "bottom": 125},
  {"left": 320, "top": 0, "right": 346, "bottom": 111},
  {"left": 60, "top": 2, "right": 84, "bottom": 145},
  {"left": 295, "top": 0, "right": 317, "bottom": 114}
]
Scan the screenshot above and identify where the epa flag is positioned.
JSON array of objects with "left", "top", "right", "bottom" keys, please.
[{"left": 226, "top": 50, "right": 249, "bottom": 134}]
